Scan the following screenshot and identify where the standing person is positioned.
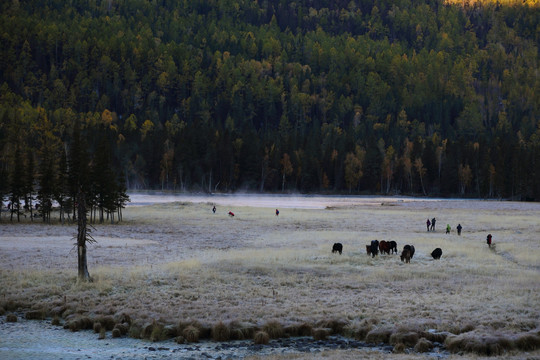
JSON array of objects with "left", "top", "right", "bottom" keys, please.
[
  {"left": 486, "top": 234, "right": 492, "bottom": 248},
  {"left": 457, "top": 223, "right": 462, "bottom": 235},
  {"left": 431, "top": 218, "right": 436, "bottom": 231},
  {"left": 426, "top": 219, "right": 431, "bottom": 231},
  {"left": 212, "top": 205, "right": 216, "bottom": 214},
  {"left": 446, "top": 224, "right": 451, "bottom": 234},
  {"left": 275, "top": 209, "right": 279, "bottom": 216}
]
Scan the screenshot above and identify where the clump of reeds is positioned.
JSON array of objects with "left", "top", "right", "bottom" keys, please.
[
  {"left": 6, "top": 313, "right": 17, "bottom": 322},
  {"left": 317, "top": 319, "right": 348, "bottom": 334},
  {"left": 98, "top": 327, "right": 106, "bottom": 340},
  {"left": 93, "top": 322, "right": 102, "bottom": 333},
  {"left": 514, "top": 331, "right": 540, "bottom": 351},
  {"left": 183, "top": 325, "right": 200, "bottom": 343},
  {"left": 25, "top": 310, "right": 45, "bottom": 320},
  {"left": 365, "top": 327, "right": 393, "bottom": 344},
  {"left": 212, "top": 321, "right": 231, "bottom": 341},
  {"left": 254, "top": 331, "right": 270, "bottom": 345},
  {"left": 392, "top": 342, "right": 406, "bottom": 353},
  {"left": 65, "top": 316, "right": 93, "bottom": 332},
  {"left": 95, "top": 315, "right": 115, "bottom": 331},
  {"left": 51, "top": 315, "right": 61, "bottom": 326},
  {"left": 150, "top": 323, "right": 165, "bottom": 342},
  {"left": 312, "top": 327, "right": 330, "bottom": 341},
  {"left": 389, "top": 330, "right": 420, "bottom": 347},
  {"left": 284, "top": 322, "right": 313, "bottom": 337},
  {"left": 444, "top": 333, "right": 514, "bottom": 356},
  {"left": 414, "top": 337, "right": 433, "bottom": 352},
  {"left": 262, "top": 320, "right": 284, "bottom": 339}
]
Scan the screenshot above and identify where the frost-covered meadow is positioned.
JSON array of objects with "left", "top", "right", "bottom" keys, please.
[{"left": 1, "top": 195, "right": 539, "bottom": 358}]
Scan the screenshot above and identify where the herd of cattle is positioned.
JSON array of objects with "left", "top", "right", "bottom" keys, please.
[{"left": 331, "top": 241, "right": 442, "bottom": 263}]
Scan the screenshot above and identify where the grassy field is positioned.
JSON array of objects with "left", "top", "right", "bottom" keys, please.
[{"left": 1, "top": 198, "right": 539, "bottom": 358}]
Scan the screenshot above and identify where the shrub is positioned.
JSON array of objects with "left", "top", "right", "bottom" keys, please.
[
  {"left": 51, "top": 316, "right": 61, "bottom": 326},
  {"left": 212, "top": 322, "right": 231, "bottom": 341},
  {"left": 262, "top": 320, "right": 284, "bottom": 339},
  {"left": 6, "top": 313, "right": 17, "bottom": 322},
  {"left": 254, "top": 331, "right": 270, "bottom": 345},
  {"left": 112, "top": 328, "right": 122, "bottom": 338},
  {"left": 98, "top": 327, "right": 106, "bottom": 340},
  {"left": 0, "top": 307, "right": 5, "bottom": 316}
]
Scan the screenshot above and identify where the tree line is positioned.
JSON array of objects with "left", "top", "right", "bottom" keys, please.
[{"left": 0, "top": 0, "right": 539, "bottom": 202}]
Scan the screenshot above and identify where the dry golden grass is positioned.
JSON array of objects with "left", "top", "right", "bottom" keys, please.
[{"left": 1, "top": 198, "right": 539, "bottom": 357}]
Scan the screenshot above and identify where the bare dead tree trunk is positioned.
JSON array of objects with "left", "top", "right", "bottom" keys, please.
[{"left": 77, "top": 190, "right": 92, "bottom": 282}]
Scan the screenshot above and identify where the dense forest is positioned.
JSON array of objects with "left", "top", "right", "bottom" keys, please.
[{"left": 0, "top": 0, "right": 539, "bottom": 210}]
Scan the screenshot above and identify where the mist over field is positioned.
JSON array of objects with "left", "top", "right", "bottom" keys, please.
[{"left": 1, "top": 195, "right": 539, "bottom": 359}]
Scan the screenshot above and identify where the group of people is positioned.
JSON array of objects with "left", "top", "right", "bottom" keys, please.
[
  {"left": 426, "top": 217, "right": 463, "bottom": 235},
  {"left": 211, "top": 205, "right": 279, "bottom": 217}
]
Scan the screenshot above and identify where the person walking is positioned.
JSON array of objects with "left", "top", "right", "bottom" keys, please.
[
  {"left": 486, "top": 234, "right": 492, "bottom": 248},
  {"left": 446, "top": 224, "right": 451, "bottom": 234},
  {"left": 275, "top": 209, "right": 279, "bottom": 216},
  {"left": 212, "top": 205, "right": 216, "bottom": 214},
  {"left": 431, "top": 218, "right": 436, "bottom": 231},
  {"left": 457, "top": 223, "right": 462, "bottom": 235},
  {"left": 426, "top": 219, "right": 431, "bottom": 231}
]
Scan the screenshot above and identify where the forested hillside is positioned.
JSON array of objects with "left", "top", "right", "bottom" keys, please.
[{"left": 1, "top": 0, "right": 539, "bottom": 204}]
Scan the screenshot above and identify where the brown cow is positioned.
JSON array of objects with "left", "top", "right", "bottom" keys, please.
[{"left": 400, "top": 249, "right": 411, "bottom": 263}]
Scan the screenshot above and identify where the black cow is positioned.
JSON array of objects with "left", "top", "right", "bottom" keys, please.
[
  {"left": 431, "top": 248, "right": 442, "bottom": 260},
  {"left": 389, "top": 241, "right": 397, "bottom": 254},
  {"left": 332, "top": 243, "right": 343, "bottom": 255},
  {"left": 370, "top": 240, "right": 379, "bottom": 258},
  {"left": 403, "top": 244, "right": 415, "bottom": 259}
]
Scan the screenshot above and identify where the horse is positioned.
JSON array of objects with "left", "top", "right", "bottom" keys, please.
[
  {"left": 401, "top": 249, "right": 411, "bottom": 263},
  {"left": 370, "top": 240, "right": 379, "bottom": 258},
  {"left": 389, "top": 241, "right": 397, "bottom": 254},
  {"left": 431, "top": 248, "right": 442, "bottom": 259},
  {"left": 332, "top": 243, "right": 343, "bottom": 255},
  {"left": 379, "top": 240, "right": 391, "bottom": 255}
]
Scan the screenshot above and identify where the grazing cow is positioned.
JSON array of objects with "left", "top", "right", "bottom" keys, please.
[
  {"left": 400, "top": 249, "right": 411, "bottom": 263},
  {"left": 366, "top": 245, "right": 372, "bottom": 256},
  {"left": 370, "top": 240, "right": 379, "bottom": 258},
  {"left": 431, "top": 248, "right": 442, "bottom": 259},
  {"left": 404, "top": 244, "right": 415, "bottom": 259},
  {"left": 379, "top": 240, "right": 391, "bottom": 255},
  {"left": 332, "top": 243, "right": 343, "bottom": 255},
  {"left": 389, "top": 241, "right": 398, "bottom": 254}
]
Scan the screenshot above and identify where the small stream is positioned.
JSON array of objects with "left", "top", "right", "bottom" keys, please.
[{"left": 0, "top": 317, "right": 407, "bottom": 359}]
